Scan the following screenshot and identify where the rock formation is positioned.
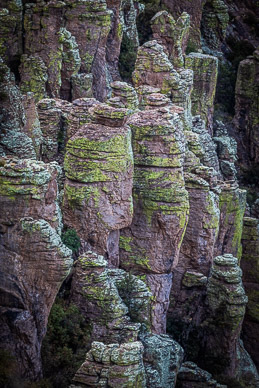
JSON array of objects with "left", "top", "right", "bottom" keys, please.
[{"left": 0, "top": 1, "right": 259, "bottom": 387}]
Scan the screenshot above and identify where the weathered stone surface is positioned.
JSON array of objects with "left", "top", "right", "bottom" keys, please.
[
  {"left": 141, "top": 333, "right": 184, "bottom": 388},
  {"left": 65, "top": 0, "right": 112, "bottom": 101},
  {"left": 0, "top": 218, "right": 72, "bottom": 380},
  {"left": 70, "top": 341, "right": 146, "bottom": 388},
  {"left": 70, "top": 252, "right": 142, "bottom": 344},
  {"left": 133, "top": 40, "right": 193, "bottom": 130},
  {"left": 204, "top": 254, "right": 259, "bottom": 385},
  {"left": 66, "top": 97, "right": 98, "bottom": 139},
  {"left": 215, "top": 184, "right": 246, "bottom": 260},
  {"left": 37, "top": 99, "right": 62, "bottom": 163},
  {"left": 108, "top": 268, "right": 152, "bottom": 329},
  {"left": 109, "top": 81, "right": 139, "bottom": 111},
  {"left": 0, "top": 60, "right": 42, "bottom": 159},
  {"left": 185, "top": 52, "right": 218, "bottom": 134},
  {"left": 241, "top": 217, "right": 259, "bottom": 369},
  {"left": 71, "top": 73, "right": 93, "bottom": 101},
  {"left": 176, "top": 361, "right": 227, "bottom": 388},
  {"left": 151, "top": 11, "right": 190, "bottom": 68},
  {"left": 200, "top": 0, "right": 229, "bottom": 52},
  {"left": 0, "top": 158, "right": 62, "bottom": 231},
  {"left": 63, "top": 103, "right": 133, "bottom": 263},
  {"left": 213, "top": 120, "right": 237, "bottom": 181},
  {"left": 192, "top": 116, "right": 220, "bottom": 173},
  {"left": 234, "top": 50, "right": 259, "bottom": 173},
  {"left": 58, "top": 27, "right": 81, "bottom": 101},
  {"left": 19, "top": 55, "right": 48, "bottom": 102},
  {"left": 23, "top": 2, "right": 65, "bottom": 98},
  {"left": 120, "top": 106, "right": 189, "bottom": 333}
]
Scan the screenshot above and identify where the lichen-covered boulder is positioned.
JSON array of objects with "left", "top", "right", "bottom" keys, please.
[
  {"left": 0, "top": 218, "right": 72, "bottom": 380},
  {"left": 70, "top": 341, "right": 146, "bottom": 388},
  {"left": 70, "top": 252, "right": 140, "bottom": 344},
  {"left": 141, "top": 333, "right": 184, "bottom": 388},
  {"left": 109, "top": 81, "right": 139, "bottom": 111},
  {"left": 185, "top": 53, "right": 218, "bottom": 134},
  {"left": 63, "top": 103, "right": 133, "bottom": 263},
  {"left": 0, "top": 158, "right": 62, "bottom": 232}
]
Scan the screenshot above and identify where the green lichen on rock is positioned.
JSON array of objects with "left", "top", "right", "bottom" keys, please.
[
  {"left": 19, "top": 55, "right": 48, "bottom": 102},
  {"left": 218, "top": 187, "right": 247, "bottom": 259},
  {"left": 185, "top": 52, "right": 218, "bottom": 132}
]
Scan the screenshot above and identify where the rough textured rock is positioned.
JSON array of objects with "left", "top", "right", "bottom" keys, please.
[
  {"left": 70, "top": 341, "right": 146, "bottom": 388},
  {"left": 241, "top": 217, "right": 259, "bottom": 370},
  {"left": 0, "top": 158, "right": 62, "bottom": 231},
  {"left": 119, "top": 104, "right": 189, "bottom": 334},
  {"left": 0, "top": 60, "right": 42, "bottom": 159},
  {"left": 70, "top": 252, "right": 142, "bottom": 344},
  {"left": 151, "top": 11, "right": 190, "bottom": 68},
  {"left": 185, "top": 52, "right": 218, "bottom": 134},
  {"left": 133, "top": 40, "right": 193, "bottom": 130},
  {"left": 63, "top": 103, "right": 133, "bottom": 263},
  {"left": 213, "top": 120, "right": 237, "bottom": 180},
  {"left": 0, "top": 218, "right": 72, "bottom": 380},
  {"left": 215, "top": 183, "right": 246, "bottom": 260},
  {"left": 204, "top": 254, "right": 259, "bottom": 385},
  {"left": 141, "top": 333, "right": 184, "bottom": 388},
  {"left": 234, "top": 50, "right": 259, "bottom": 173}
]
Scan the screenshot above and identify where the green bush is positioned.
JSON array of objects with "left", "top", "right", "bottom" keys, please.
[
  {"left": 41, "top": 298, "right": 92, "bottom": 388},
  {"left": 61, "top": 229, "right": 80, "bottom": 253},
  {"left": 118, "top": 35, "right": 137, "bottom": 82}
]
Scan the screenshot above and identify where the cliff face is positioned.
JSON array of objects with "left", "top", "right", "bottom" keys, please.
[{"left": 0, "top": 0, "right": 259, "bottom": 387}]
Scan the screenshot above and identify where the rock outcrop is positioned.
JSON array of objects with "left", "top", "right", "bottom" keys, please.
[
  {"left": 0, "top": 159, "right": 72, "bottom": 379},
  {"left": 0, "top": 2, "right": 259, "bottom": 387},
  {"left": 63, "top": 102, "right": 133, "bottom": 265}
]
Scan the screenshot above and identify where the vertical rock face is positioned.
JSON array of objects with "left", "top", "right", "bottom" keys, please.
[
  {"left": 241, "top": 217, "right": 259, "bottom": 370},
  {"left": 205, "top": 254, "right": 259, "bottom": 385},
  {"left": 119, "top": 104, "right": 189, "bottom": 334},
  {"left": 185, "top": 53, "right": 218, "bottom": 134},
  {"left": 0, "top": 158, "right": 72, "bottom": 379},
  {"left": 234, "top": 50, "right": 259, "bottom": 172},
  {"left": 215, "top": 183, "right": 246, "bottom": 260},
  {"left": 0, "top": 219, "right": 72, "bottom": 380},
  {"left": 0, "top": 60, "right": 42, "bottom": 159},
  {"left": 63, "top": 103, "right": 134, "bottom": 264},
  {"left": 151, "top": 11, "right": 190, "bottom": 68}
]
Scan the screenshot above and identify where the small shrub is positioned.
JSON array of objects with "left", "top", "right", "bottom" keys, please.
[
  {"left": 41, "top": 298, "right": 92, "bottom": 388},
  {"left": 61, "top": 229, "right": 80, "bottom": 253}
]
